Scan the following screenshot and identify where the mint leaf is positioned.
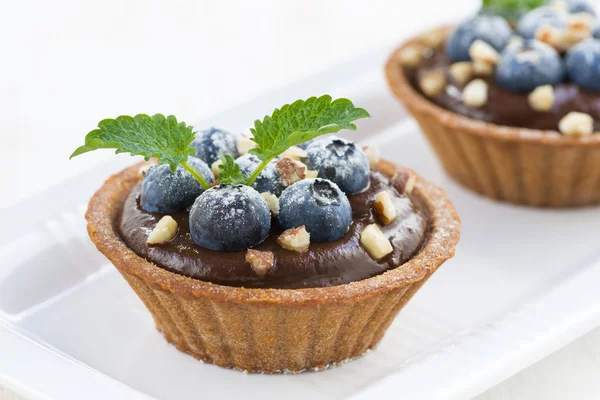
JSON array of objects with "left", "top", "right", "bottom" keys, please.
[
  {"left": 70, "top": 114, "right": 196, "bottom": 172},
  {"left": 218, "top": 154, "right": 247, "bottom": 185},
  {"left": 248, "top": 95, "right": 370, "bottom": 161},
  {"left": 481, "top": 0, "right": 545, "bottom": 18}
]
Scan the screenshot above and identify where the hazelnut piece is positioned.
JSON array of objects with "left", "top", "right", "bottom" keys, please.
[
  {"left": 261, "top": 192, "right": 280, "bottom": 215},
  {"left": 362, "top": 144, "right": 381, "bottom": 167},
  {"left": 276, "top": 157, "right": 307, "bottom": 186},
  {"left": 246, "top": 249, "right": 274, "bottom": 277},
  {"left": 373, "top": 191, "right": 398, "bottom": 225},
  {"left": 462, "top": 79, "right": 488, "bottom": 108},
  {"left": 237, "top": 135, "right": 257, "bottom": 155},
  {"left": 277, "top": 226, "right": 310, "bottom": 253},
  {"left": 147, "top": 216, "right": 178, "bottom": 245},
  {"left": 469, "top": 40, "right": 500, "bottom": 65},
  {"left": 528, "top": 85, "right": 555, "bottom": 112},
  {"left": 558, "top": 112, "right": 594, "bottom": 136},
  {"left": 449, "top": 62, "right": 474, "bottom": 85},
  {"left": 360, "top": 224, "right": 393, "bottom": 260},
  {"left": 419, "top": 70, "right": 447, "bottom": 98}
]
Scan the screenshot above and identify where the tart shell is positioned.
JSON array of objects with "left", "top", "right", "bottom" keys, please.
[
  {"left": 385, "top": 26, "right": 600, "bottom": 208},
  {"left": 85, "top": 160, "right": 460, "bottom": 373}
]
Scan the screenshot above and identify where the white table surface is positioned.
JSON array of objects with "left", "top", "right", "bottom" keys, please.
[{"left": 2, "top": 0, "right": 600, "bottom": 398}]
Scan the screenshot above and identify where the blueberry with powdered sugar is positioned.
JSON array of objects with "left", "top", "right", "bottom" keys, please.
[
  {"left": 496, "top": 39, "right": 565, "bottom": 92},
  {"left": 189, "top": 185, "right": 271, "bottom": 251},
  {"left": 593, "top": 21, "right": 600, "bottom": 39},
  {"left": 517, "top": 7, "right": 567, "bottom": 39},
  {"left": 566, "top": 39, "right": 600, "bottom": 91},
  {"left": 191, "top": 127, "right": 239, "bottom": 165},
  {"left": 446, "top": 15, "right": 512, "bottom": 61},
  {"left": 562, "top": 0, "right": 596, "bottom": 16},
  {"left": 305, "top": 136, "right": 370, "bottom": 195},
  {"left": 141, "top": 156, "right": 214, "bottom": 213},
  {"left": 278, "top": 178, "right": 351, "bottom": 243},
  {"left": 236, "top": 154, "right": 285, "bottom": 195}
]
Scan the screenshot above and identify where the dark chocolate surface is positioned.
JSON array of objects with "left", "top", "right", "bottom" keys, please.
[
  {"left": 408, "top": 49, "right": 600, "bottom": 131},
  {"left": 118, "top": 171, "right": 429, "bottom": 289}
]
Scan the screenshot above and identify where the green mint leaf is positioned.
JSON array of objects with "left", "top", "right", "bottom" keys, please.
[
  {"left": 248, "top": 95, "right": 370, "bottom": 161},
  {"left": 218, "top": 154, "right": 247, "bottom": 185},
  {"left": 481, "top": 0, "right": 545, "bottom": 17},
  {"left": 70, "top": 114, "right": 196, "bottom": 172}
]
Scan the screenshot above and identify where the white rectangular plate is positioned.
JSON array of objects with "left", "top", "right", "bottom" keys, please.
[{"left": 2, "top": 47, "right": 600, "bottom": 400}]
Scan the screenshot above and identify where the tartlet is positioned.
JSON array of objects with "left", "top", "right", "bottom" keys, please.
[
  {"left": 386, "top": 25, "right": 600, "bottom": 207},
  {"left": 86, "top": 159, "right": 460, "bottom": 373}
]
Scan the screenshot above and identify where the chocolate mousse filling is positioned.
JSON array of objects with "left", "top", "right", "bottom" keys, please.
[
  {"left": 118, "top": 170, "right": 429, "bottom": 289},
  {"left": 408, "top": 49, "right": 600, "bottom": 131}
]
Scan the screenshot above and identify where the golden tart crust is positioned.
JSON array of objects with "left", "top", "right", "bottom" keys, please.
[
  {"left": 386, "top": 26, "right": 600, "bottom": 207},
  {"left": 86, "top": 159, "right": 460, "bottom": 373}
]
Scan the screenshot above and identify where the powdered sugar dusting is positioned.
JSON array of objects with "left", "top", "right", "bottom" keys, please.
[{"left": 305, "top": 136, "right": 370, "bottom": 194}]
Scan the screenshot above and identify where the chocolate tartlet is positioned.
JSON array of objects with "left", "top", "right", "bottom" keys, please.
[
  {"left": 386, "top": 21, "right": 600, "bottom": 207},
  {"left": 86, "top": 159, "right": 460, "bottom": 372}
]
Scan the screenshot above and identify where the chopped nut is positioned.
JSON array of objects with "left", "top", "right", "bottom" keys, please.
[
  {"left": 536, "top": 25, "right": 564, "bottom": 50},
  {"left": 561, "top": 24, "right": 591, "bottom": 49},
  {"left": 569, "top": 12, "right": 595, "bottom": 30},
  {"left": 305, "top": 170, "right": 319, "bottom": 179},
  {"left": 283, "top": 146, "right": 308, "bottom": 160},
  {"left": 419, "top": 70, "right": 447, "bottom": 98},
  {"left": 462, "top": 79, "right": 488, "bottom": 107},
  {"left": 246, "top": 249, "right": 274, "bottom": 277},
  {"left": 508, "top": 35, "right": 524, "bottom": 47},
  {"left": 138, "top": 164, "right": 151, "bottom": 179},
  {"left": 394, "top": 170, "right": 417, "bottom": 194},
  {"left": 397, "top": 45, "right": 424, "bottom": 68},
  {"left": 147, "top": 216, "right": 178, "bottom": 245},
  {"left": 237, "top": 135, "right": 257, "bottom": 155},
  {"left": 276, "top": 157, "right": 307, "bottom": 186},
  {"left": 261, "top": 192, "right": 280, "bottom": 215},
  {"left": 528, "top": 85, "right": 555, "bottom": 112},
  {"left": 360, "top": 224, "right": 393, "bottom": 260},
  {"left": 277, "top": 226, "right": 310, "bottom": 253},
  {"left": 362, "top": 144, "right": 381, "bottom": 167},
  {"left": 449, "top": 62, "right": 473, "bottom": 85},
  {"left": 211, "top": 159, "right": 223, "bottom": 177},
  {"left": 469, "top": 40, "right": 500, "bottom": 65},
  {"left": 472, "top": 60, "right": 494, "bottom": 77},
  {"left": 404, "top": 174, "right": 417, "bottom": 195},
  {"left": 558, "top": 112, "right": 594, "bottom": 136},
  {"left": 373, "top": 191, "right": 398, "bottom": 225}
]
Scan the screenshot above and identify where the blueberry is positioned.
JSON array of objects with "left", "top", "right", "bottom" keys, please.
[
  {"left": 592, "top": 21, "right": 600, "bottom": 39},
  {"left": 236, "top": 154, "right": 284, "bottom": 195},
  {"left": 141, "top": 157, "right": 214, "bottom": 213},
  {"left": 278, "top": 179, "right": 351, "bottom": 243},
  {"left": 189, "top": 185, "right": 270, "bottom": 251},
  {"left": 517, "top": 7, "right": 568, "bottom": 39},
  {"left": 496, "top": 39, "right": 565, "bottom": 92},
  {"left": 190, "top": 127, "right": 238, "bottom": 165},
  {"left": 305, "top": 136, "right": 370, "bottom": 195},
  {"left": 297, "top": 137, "right": 325, "bottom": 149},
  {"left": 566, "top": 39, "right": 600, "bottom": 91},
  {"left": 446, "top": 16, "right": 512, "bottom": 61},
  {"left": 563, "top": 0, "right": 596, "bottom": 16}
]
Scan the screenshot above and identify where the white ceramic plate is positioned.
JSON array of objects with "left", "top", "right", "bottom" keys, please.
[{"left": 2, "top": 46, "right": 600, "bottom": 400}]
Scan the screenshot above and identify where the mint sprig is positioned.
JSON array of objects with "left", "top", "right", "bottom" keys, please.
[
  {"left": 481, "top": 0, "right": 545, "bottom": 18},
  {"left": 70, "top": 96, "right": 370, "bottom": 191},
  {"left": 70, "top": 114, "right": 210, "bottom": 189},
  {"left": 246, "top": 95, "right": 369, "bottom": 186},
  {"left": 218, "top": 154, "right": 247, "bottom": 185}
]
